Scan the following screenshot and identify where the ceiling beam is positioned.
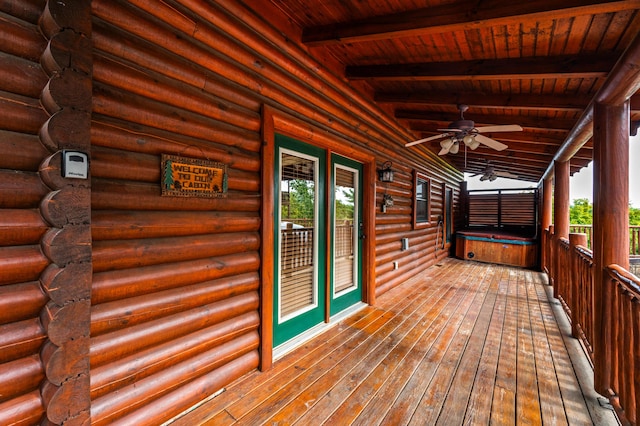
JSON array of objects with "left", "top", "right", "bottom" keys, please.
[
  {"left": 302, "top": 0, "right": 640, "bottom": 46},
  {"left": 541, "top": 23, "right": 640, "bottom": 182},
  {"left": 449, "top": 158, "right": 543, "bottom": 179},
  {"left": 376, "top": 91, "right": 593, "bottom": 113},
  {"left": 461, "top": 163, "right": 542, "bottom": 178},
  {"left": 451, "top": 155, "right": 582, "bottom": 175},
  {"left": 346, "top": 54, "right": 617, "bottom": 81},
  {"left": 397, "top": 110, "right": 577, "bottom": 131}
]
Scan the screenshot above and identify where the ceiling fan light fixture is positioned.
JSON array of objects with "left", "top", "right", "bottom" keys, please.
[
  {"left": 440, "top": 138, "right": 453, "bottom": 149},
  {"left": 469, "top": 139, "right": 481, "bottom": 150},
  {"left": 462, "top": 134, "right": 474, "bottom": 146},
  {"left": 449, "top": 141, "right": 459, "bottom": 154}
]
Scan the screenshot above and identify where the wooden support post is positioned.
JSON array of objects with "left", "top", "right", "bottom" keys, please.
[
  {"left": 592, "top": 100, "right": 629, "bottom": 396},
  {"left": 554, "top": 162, "right": 570, "bottom": 239},
  {"left": 569, "top": 233, "right": 588, "bottom": 338},
  {"left": 553, "top": 161, "right": 570, "bottom": 298},
  {"left": 541, "top": 177, "right": 553, "bottom": 273}
]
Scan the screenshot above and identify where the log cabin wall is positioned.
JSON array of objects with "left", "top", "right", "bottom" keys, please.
[
  {"left": 0, "top": 0, "right": 462, "bottom": 424},
  {"left": 0, "top": 3, "right": 49, "bottom": 423},
  {"left": 89, "top": 1, "right": 262, "bottom": 424},
  {"left": 0, "top": 0, "right": 93, "bottom": 423}
]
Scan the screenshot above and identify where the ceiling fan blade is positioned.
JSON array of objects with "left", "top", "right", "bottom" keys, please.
[
  {"left": 474, "top": 134, "right": 508, "bottom": 151},
  {"left": 405, "top": 133, "right": 450, "bottom": 147},
  {"left": 496, "top": 171, "right": 519, "bottom": 178},
  {"left": 476, "top": 124, "right": 523, "bottom": 133},
  {"left": 437, "top": 128, "right": 464, "bottom": 132}
]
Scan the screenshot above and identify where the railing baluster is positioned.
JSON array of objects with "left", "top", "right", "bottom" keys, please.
[
  {"left": 551, "top": 227, "right": 640, "bottom": 424},
  {"left": 632, "top": 296, "right": 640, "bottom": 425},
  {"left": 603, "top": 265, "right": 640, "bottom": 425},
  {"left": 621, "top": 286, "right": 635, "bottom": 424},
  {"left": 569, "top": 225, "right": 640, "bottom": 256}
]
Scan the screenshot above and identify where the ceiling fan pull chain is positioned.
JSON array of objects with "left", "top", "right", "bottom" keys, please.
[{"left": 464, "top": 142, "right": 467, "bottom": 168}]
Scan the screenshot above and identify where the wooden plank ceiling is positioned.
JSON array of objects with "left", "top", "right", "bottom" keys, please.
[{"left": 265, "top": 0, "right": 640, "bottom": 182}]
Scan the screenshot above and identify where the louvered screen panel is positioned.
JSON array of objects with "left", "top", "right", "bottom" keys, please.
[
  {"left": 466, "top": 190, "right": 537, "bottom": 229},
  {"left": 468, "top": 194, "right": 499, "bottom": 226},
  {"left": 501, "top": 193, "right": 536, "bottom": 226}
]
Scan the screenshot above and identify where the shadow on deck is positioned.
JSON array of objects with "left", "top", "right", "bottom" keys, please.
[{"left": 173, "top": 258, "right": 620, "bottom": 425}]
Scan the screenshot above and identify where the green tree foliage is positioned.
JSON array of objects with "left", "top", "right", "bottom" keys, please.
[
  {"left": 335, "top": 188, "right": 354, "bottom": 220},
  {"left": 569, "top": 198, "right": 592, "bottom": 224},
  {"left": 569, "top": 198, "right": 640, "bottom": 225},
  {"left": 288, "top": 179, "right": 315, "bottom": 220},
  {"left": 630, "top": 205, "right": 640, "bottom": 225}
]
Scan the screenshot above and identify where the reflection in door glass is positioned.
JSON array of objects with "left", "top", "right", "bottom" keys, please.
[
  {"left": 334, "top": 166, "right": 357, "bottom": 294},
  {"left": 279, "top": 152, "right": 317, "bottom": 319}
]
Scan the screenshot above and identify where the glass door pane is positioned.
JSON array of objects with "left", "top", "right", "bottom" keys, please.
[
  {"left": 333, "top": 165, "right": 356, "bottom": 294},
  {"left": 279, "top": 150, "right": 317, "bottom": 319},
  {"left": 330, "top": 154, "right": 363, "bottom": 315}
]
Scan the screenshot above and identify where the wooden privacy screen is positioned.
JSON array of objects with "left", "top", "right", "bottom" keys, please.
[{"left": 466, "top": 188, "right": 538, "bottom": 233}]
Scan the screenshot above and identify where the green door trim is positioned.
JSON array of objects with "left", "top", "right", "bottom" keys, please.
[
  {"left": 330, "top": 154, "right": 364, "bottom": 316},
  {"left": 273, "top": 134, "right": 326, "bottom": 347}
]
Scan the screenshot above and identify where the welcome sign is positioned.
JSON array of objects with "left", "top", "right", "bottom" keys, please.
[{"left": 161, "top": 154, "right": 227, "bottom": 198}]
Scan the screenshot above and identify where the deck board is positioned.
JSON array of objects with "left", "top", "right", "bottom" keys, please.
[{"left": 172, "top": 259, "right": 619, "bottom": 426}]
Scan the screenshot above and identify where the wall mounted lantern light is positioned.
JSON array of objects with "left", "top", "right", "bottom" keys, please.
[{"left": 378, "top": 161, "right": 394, "bottom": 182}]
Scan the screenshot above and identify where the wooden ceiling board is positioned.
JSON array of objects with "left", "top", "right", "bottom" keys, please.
[{"left": 262, "top": 0, "right": 640, "bottom": 182}]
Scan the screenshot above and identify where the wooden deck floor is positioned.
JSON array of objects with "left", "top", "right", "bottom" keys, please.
[{"left": 173, "top": 259, "right": 619, "bottom": 425}]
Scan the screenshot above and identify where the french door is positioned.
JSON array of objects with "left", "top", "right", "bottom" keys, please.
[
  {"left": 330, "top": 154, "right": 363, "bottom": 315},
  {"left": 273, "top": 135, "right": 363, "bottom": 347}
]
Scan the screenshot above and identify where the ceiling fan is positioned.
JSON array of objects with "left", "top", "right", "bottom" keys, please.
[
  {"left": 473, "top": 164, "right": 519, "bottom": 181},
  {"left": 405, "top": 104, "right": 523, "bottom": 155}
]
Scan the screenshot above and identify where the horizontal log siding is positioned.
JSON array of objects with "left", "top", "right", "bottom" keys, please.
[
  {"left": 375, "top": 164, "right": 456, "bottom": 295},
  {"left": 0, "top": 2, "right": 50, "bottom": 425},
  {"left": 89, "top": 1, "right": 262, "bottom": 424},
  {"left": 0, "top": 0, "right": 49, "bottom": 424},
  {"left": 88, "top": 1, "right": 462, "bottom": 421}
]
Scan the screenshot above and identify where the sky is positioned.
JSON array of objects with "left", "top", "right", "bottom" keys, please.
[{"left": 465, "top": 133, "right": 640, "bottom": 207}]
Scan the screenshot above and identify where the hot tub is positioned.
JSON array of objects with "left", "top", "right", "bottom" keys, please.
[{"left": 455, "top": 231, "right": 538, "bottom": 268}]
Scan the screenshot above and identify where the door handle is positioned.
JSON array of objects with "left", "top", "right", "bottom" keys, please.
[{"left": 359, "top": 223, "right": 365, "bottom": 240}]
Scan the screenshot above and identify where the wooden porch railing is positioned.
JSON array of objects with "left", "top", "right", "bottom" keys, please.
[
  {"left": 569, "top": 224, "right": 640, "bottom": 255},
  {"left": 574, "top": 245, "right": 595, "bottom": 360},
  {"left": 603, "top": 265, "right": 640, "bottom": 425},
  {"left": 544, "top": 228, "right": 640, "bottom": 425}
]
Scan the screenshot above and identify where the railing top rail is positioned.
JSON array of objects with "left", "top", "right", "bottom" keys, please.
[
  {"left": 559, "top": 237, "right": 570, "bottom": 247},
  {"left": 575, "top": 245, "right": 593, "bottom": 259},
  {"left": 569, "top": 224, "right": 640, "bottom": 228},
  {"left": 605, "top": 264, "right": 640, "bottom": 297}
]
